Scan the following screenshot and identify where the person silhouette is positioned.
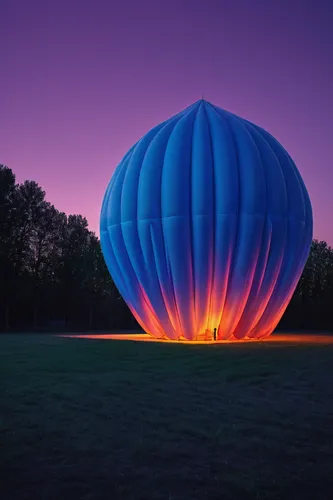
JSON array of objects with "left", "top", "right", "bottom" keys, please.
[{"left": 213, "top": 328, "right": 217, "bottom": 341}]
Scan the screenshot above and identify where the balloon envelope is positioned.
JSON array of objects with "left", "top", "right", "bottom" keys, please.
[{"left": 100, "top": 100, "right": 312, "bottom": 341}]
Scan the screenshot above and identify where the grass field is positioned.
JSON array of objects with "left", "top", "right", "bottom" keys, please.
[{"left": 1, "top": 334, "right": 333, "bottom": 500}]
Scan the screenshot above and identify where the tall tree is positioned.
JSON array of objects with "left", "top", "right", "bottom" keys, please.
[
  {"left": 27, "top": 203, "right": 65, "bottom": 327},
  {"left": 81, "top": 234, "right": 116, "bottom": 328},
  {"left": 0, "top": 165, "right": 18, "bottom": 329}
]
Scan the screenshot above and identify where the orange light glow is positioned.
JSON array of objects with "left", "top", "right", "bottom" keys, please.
[{"left": 58, "top": 333, "right": 333, "bottom": 345}]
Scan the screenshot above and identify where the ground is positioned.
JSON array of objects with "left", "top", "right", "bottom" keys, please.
[{"left": 1, "top": 333, "right": 333, "bottom": 500}]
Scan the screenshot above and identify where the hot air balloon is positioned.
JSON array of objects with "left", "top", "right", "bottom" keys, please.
[{"left": 100, "top": 100, "right": 312, "bottom": 341}]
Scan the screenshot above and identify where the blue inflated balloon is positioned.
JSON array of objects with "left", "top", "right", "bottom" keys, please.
[{"left": 100, "top": 100, "right": 312, "bottom": 341}]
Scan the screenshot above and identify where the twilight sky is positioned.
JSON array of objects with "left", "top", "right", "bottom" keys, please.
[{"left": 1, "top": 0, "right": 333, "bottom": 243}]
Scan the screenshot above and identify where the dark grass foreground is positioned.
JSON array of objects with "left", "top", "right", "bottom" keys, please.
[{"left": 1, "top": 335, "right": 333, "bottom": 500}]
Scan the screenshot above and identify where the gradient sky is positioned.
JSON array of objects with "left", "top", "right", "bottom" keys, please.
[{"left": 1, "top": 0, "right": 333, "bottom": 243}]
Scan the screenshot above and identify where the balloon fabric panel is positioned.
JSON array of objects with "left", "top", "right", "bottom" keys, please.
[{"left": 100, "top": 100, "right": 313, "bottom": 341}]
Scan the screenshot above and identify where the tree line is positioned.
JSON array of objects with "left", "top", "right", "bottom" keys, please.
[
  {"left": 1, "top": 164, "right": 332, "bottom": 333},
  {"left": 0, "top": 164, "right": 138, "bottom": 332}
]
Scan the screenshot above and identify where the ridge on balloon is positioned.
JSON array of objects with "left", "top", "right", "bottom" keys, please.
[{"left": 100, "top": 100, "right": 313, "bottom": 342}]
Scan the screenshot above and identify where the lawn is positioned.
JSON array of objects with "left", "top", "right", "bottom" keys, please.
[{"left": 1, "top": 334, "right": 333, "bottom": 500}]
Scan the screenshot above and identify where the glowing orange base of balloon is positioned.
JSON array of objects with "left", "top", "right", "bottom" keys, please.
[{"left": 59, "top": 333, "right": 333, "bottom": 345}]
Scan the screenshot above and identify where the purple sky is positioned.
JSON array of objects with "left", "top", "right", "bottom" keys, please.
[{"left": 2, "top": 0, "right": 333, "bottom": 244}]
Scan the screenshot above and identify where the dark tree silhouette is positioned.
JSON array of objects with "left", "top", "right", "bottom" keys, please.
[
  {"left": 0, "top": 164, "right": 332, "bottom": 333},
  {"left": 0, "top": 165, "right": 18, "bottom": 329},
  {"left": 0, "top": 165, "right": 138, "bottom": 332}
]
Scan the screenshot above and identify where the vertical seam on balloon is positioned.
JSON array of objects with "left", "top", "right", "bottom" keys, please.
[
  {"left": 104, "top": 149, "right": 133, "bottom": 230},
  {"left": 121, "top": 144, "right": 145, "bottom": 280},
  {"left": 269, "top": 155, "right": 310, "bottom": 323},
  {"left": 217, "top": 112, "right": 241, "bottom": 340},
  {"left": 202, "top": 102, "right": 215, "bottom": 337},
  {"left": 145, "top": 122, "right": 179, "bottom": 337},
  {"left": 126, "top": 129, "right": 165, "bottom": 286},
  {"left": 248, "top": 127, "right": 290, "bottom": 338},
  {"left": 106, "top": 233, "right": 152, "bottom": 335},
  {"left": 118, "top": 144, "right": 164, "bottom": 336},
  {"left": 210, "top": 105, "right": 244, "bottom": 338},
  {"left": 171, "top": 106, "right": 198, "bottom": 340},
  {"left": 106, "top": 161, "right": 149, "bottom": 324},
  {"left": 102, "top": 150, "right": 132, "bottom": 282},
  {"left": 154, "top": 119, "right": 185, "bottom": 337},
  {"left": 164, "top": 241, "right": 182, "bottom": 338},
  {"left": 160, "top": 118, "right": 193, "bottom": 339},
  {"left": 125, "top": 122, "right": 183, "bottom": 336},
  {"left": 258, "top": 146, "right": 291, "bottom": 336},
  {"left": 135, "top": 128, "right": 168, "bottom": 337},
  {"left": 189, "top": 103, "right": 202, "bottom": 338},
  {"left": 286, "top": 157, "right": 308, "bottom": 276},
  {"left": 159, "top": 117, "right": 190, "bottom": 339},
  {"left": 258, "top": 220, "right": 273, "bottom": 291},
  {"left": 105, "top": 169, "right": 155, "bottom": 337},
  {"left": 100, "top": 164, "right": 119, "bottom": 232},
  {"left": 208, "top": 105, "right": 238, "bottom": 338},
  {"left": 231, "top": 119, "right": 269, "bottom": 337},
  {"left": 234, "top": 121, "right": 289, "bottom": 338},
  {"left": 137, "top": 117, "right": 187, "bottom": 339},
  {"left": 149, "top": 222, "right": 170, "bottom": 331},
  {"left": 230, "top": 117, "right": 267, "bottom": 337},
  {"left": 149, "top": 222, "right": 178, "bottom": 338},
  {"left": 102, "top": 151, "right": 134, "bottom": 298},
  {"left": 289, "top": 155, "right": 313, "bottom": 264}
]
